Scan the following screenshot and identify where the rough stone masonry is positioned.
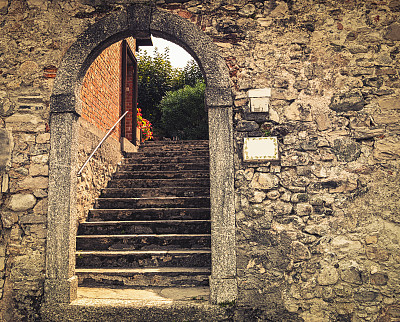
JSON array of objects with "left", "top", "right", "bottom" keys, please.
[{"left": 0, "top": 0, "right": 400, "bottom": 321}]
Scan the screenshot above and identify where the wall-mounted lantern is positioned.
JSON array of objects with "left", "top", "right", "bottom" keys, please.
[{"left": 247, "top": 88, "right": 271, "bottom": 113}]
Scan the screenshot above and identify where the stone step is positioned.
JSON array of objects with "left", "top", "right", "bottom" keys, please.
[
  {"left": 141, "top": 140, "right": 209, "bottom": 146},
  {"left": 127, "top": 150, "right": 209, "bottom": 158},
  {"left": 138, "top": 140, "right": 209, "bottom": 151},
  {"left": 100, "top": 187, "right": 210, "bottom": 198},
  {"left": 76, "top": 234, "right": 211, "bottom": 251},
  {"left": 88, "top": 208, "right": 210, "bottom": 221},
  {"left": 76, "top": 249, "right": 211, "bottom": 268},
  {"left": 76, "top": 267, "right": 210, "bottom": 287},
  {"left": 95, "top": 197, "right": 210, "bottom": 209},
  {"left": 122, "top": 156, "right": 208, "bottom": 164},
  {"left": 78, "top": 220, "right": 211, "bottom": 235},
  {"left": 75, "top": 139, "right": 212, "bottom": 291},
  {"left": 118, "top": 162, "right": 209, "bottom": 172},
  {"left": 112, "top": 170, "right": 209, "bottom": 180},
  {"left": 107, "top": 178, "right": 210, "bottom": 188}
]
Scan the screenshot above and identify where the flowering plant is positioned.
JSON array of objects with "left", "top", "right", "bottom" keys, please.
[{"left": 137, "top": 107, "right": 153, "bottom": 142}]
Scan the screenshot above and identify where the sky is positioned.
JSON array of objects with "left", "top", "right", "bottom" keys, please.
[{"left": 142, "top": 36, "right": 194, "bottom": 69}]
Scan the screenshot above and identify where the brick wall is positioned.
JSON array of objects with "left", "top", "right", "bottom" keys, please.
[
  {"left": 125, "top": 62, "right": 135, "bottom": 141},
  {"left": 79, "top": 38, "right": 137, "bottom": 140}
]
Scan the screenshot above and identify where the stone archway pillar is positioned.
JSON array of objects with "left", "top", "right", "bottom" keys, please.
[
  {"left": 45, "top": 111, "right": 79, "bottom": 303},
  {"left": 207, "top": 103, "right": 237, "bottom": 304}
]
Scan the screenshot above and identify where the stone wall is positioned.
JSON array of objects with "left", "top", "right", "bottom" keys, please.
[
  {"left": 0, "top": 0, "right": 399, "bottom": 321},
  {"left": 197, "top": 0, "right": 400, "bottom": 320},
  {"left": 77, "top": 118, "right": 122, "bottom": 224}
]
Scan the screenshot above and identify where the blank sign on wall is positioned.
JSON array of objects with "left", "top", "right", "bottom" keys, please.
[{"left": 243, "top": 137, "right": 279, "bottom": 161}]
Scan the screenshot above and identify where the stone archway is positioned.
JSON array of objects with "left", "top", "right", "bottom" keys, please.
[{"left": 45, "top": 4, "right": 236, "bottom": 305}]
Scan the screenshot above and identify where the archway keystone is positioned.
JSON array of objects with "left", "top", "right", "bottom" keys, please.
[{"left": 46, "top": 4, "right": 236, "bottom": 304}]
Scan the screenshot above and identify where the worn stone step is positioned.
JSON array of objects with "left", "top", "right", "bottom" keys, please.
[
  {"left": 118, "top": 162, "right": 209, "bottom": 172},
  {"left": 95, "top": 197, "right": 210, "bottom": 209},
  {"left": 108, "top": 178, "right": 210, "bottom": 188},
  {"left": 137, "top": 140, "right": 209, "bottom": 151},
  {"left": 76, "top": 234, "right": 211, "bottom": 251},
  {"left": 127, "top": 150, "right": 209, "bottom": 158},
  {"left": 75, "top": 249, "right": 211, "bottom": 268},
  {"left": 122, "top": 156, "right": 208, "bottom": 164},
  {"left": 112, "top": 170, "right": 209, "bottom": 180},
  {"left": 100, "top": 187, "right": 210, "bottom": 198},
  {"left": 141, "top": 140, "right": 209, "bottom": 146},
  {"left": 78, "top": 220, "right": 211, "bottom": 235},
  {"left": 76, "top": 267, "right": 210, "bottom": 287},
  {"left": 88, "top": 208, "right": 210, "bottom": 222}
]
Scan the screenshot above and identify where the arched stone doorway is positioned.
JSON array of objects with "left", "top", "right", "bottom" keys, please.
[{"left": 45, "top": 4, "right": 236, "bottom": 305}]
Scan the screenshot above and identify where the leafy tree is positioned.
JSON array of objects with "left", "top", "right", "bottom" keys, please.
[
  {"left": 137, "top": 48, "right": 203, "bottom": 136},
  {"left": 173, "top": 59, "right": 204, "bottom": 89},
  {"left": 159, "top": 81, "right": 208, "bottom": 140},
  {"left": 137, "top": 48, "right": 177, "bottom": 127}
]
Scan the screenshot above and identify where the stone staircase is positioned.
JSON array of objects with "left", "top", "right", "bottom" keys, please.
[{"left": 75, "top": 140, "right": 211, "bottom": 288}]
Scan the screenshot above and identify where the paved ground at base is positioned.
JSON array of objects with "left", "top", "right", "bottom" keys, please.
[
  {"left": 76, "top": 286, "right": 210, "bottom": 305},
  {"left": 41, "top": 287, "right": 230, "bottom": 321}
]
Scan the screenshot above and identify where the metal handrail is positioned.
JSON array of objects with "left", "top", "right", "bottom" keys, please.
[{"left": 77, "top": 111, "right": 129, "bottom": 176}]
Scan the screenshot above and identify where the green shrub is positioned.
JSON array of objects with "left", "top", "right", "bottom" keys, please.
[{"left": 159, "top": 81, "right": 208, "bottom": 140}]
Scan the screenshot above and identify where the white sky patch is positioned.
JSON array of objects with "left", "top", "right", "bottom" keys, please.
[{"left": 146, "top": 36, "right": 194, "bottom": 69}]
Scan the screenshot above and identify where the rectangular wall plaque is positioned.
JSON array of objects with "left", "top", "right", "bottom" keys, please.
[{"left": 243, "top": 137, "right": 279, "bottom": 161}]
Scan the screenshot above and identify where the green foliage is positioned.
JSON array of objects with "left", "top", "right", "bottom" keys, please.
[
  {"left": 137, "top": 47, "right": 204, "bottom": 138},
  {"left": 159, "top": 81, "right": 208, "bottom": 140},
  {"left": 218, "top": 300, "right": 236, "bottom": 307},
  {"left": 137, "top": 48, "right": 176, "bottom": 127},
  {"left": 173, "top": 59, "right": 204, "bottom": 89}
]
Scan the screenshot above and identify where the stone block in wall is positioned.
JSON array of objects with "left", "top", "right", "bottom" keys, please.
[
  {"left": 329, "top": 91, "right": 366, "bottom": 112},
  {"left": 270, "top": 200, "right": 293, "bottom": 216},
  {"left": 0, "top": 128, "right": 11, "bottom": 172},
  {"left": 250, "top": 172, "right": 279, "bottom": 190},
  {"left": 17, "top": 177, "right": 48, "bottom": 191},
  {"left": 236, "top": 120, "right": 259, "bottom": 132},
  {"left": 29, "top": 164, "right": 48, "bottom": 177},
  {"left": 304, "top": 222, "right": 330, "bottom": 236},
  {"left": 365, "top": 246, "right": 390, "bottom": 262},
  {"left": 284, "top": 102, "right": 312, "bottom": 122},
  {"left": 33, "top": 198, "right": 48, "bottom": 215},
  {"left": 314, "top": 112, "right": 331, "bottom": 131},
  {"left": 373, "top": 137, "right": 400, "bottom": 161},
  {"left": 352, "top": 127, "right": 385, "bottom": 140},
  {"left": 385, "top": 22, "right": 400, "bottom": 41},
  {"left": 340, "top": 263, "right": 363, "bottom": 285},
  {"left": 20, "top": 215, "right": 47, "bottom": 224},
  {"left": 291, "top": 241, "right": 311, "bottom": 262},
  {"left": 370, "top": 272, "right": 388, "bottom": 286},
  {"left": 6, "top": 194, "right": 36, "bottom": 212},
  {"left": 1, "top": 174, "right": 8, "bottom": 193},
  {"left": 330, "top": 236, "right": 363, "bottom": 256},
  {"left": 332, "top": 138, "right": 361, "bottom": 162},
  {"left": 317, "top": 266, "right": 339, "bottom": 286},
  {"left": 5, "top": 113, "right": 46, "bottom": 132},
  {"left": 374, "top": 111, "right": 400, "bottom": 125},
  {"left": 378, "top": 96, "right": 400, "bottom": 110},
  {"left": 0, "top": 92, "right": 15, "bottom": 117},
  {"left": 36, "top": 133, "right": 50, "bottom": 144},
  {"left": 1, "top": 211, "right": 18, "bottom": 228},
  {"left": 281, "top": 151, "right": 310, "bottom": 167}
]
